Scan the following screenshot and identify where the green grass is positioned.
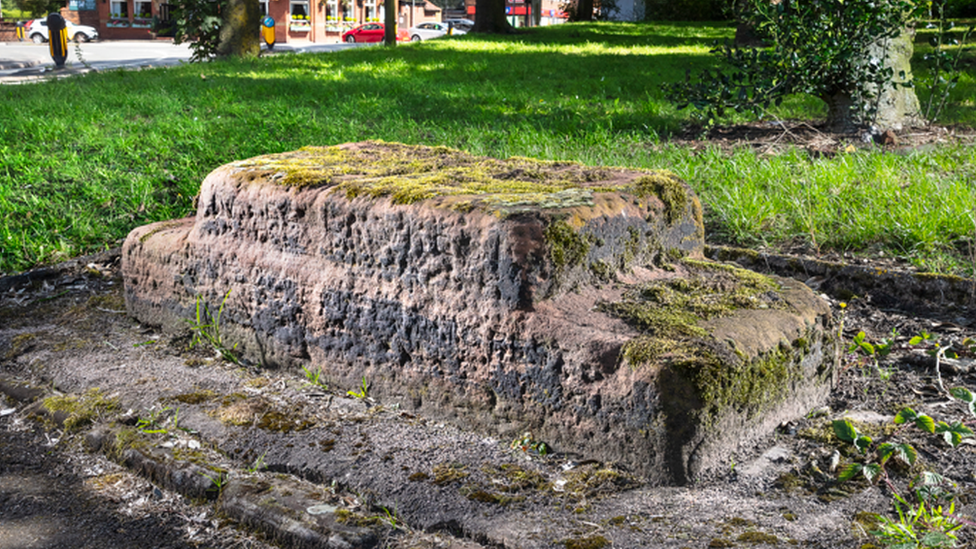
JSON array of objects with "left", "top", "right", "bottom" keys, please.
[{"left": 1, "top": 21, "right": 974, "bottom": 275}]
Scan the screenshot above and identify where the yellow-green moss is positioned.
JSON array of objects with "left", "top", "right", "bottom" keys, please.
[
  {"left": 738, "top": 531, "right": 780, "bottom": 544},
  {"left": 600, "top": 260, "right": 802, "bottom": 428},
  {"left": 231, "top": 142, "right": 682, "bottom": 219},
  {"left": 561, "top": 536, "right": 610, "bottom": 549},
  {"left": 5, "top": 332, "right": 37, "bottom": 360},
  {"left": 431, "top": 462, "right": 469, "bottom": 485},
  {"left": 546, "top": 219, "right": 593, "bottom": 270},
  {"left": 170, "top": 390, "right": 217, "bottom": 405},
  {"left": 111, "top": 427, "right": 151, "bottom": 459},
  {"left": 633, "top": 173, "right": 690, "bottom": 225},
  {"left": 43, "top": 388, "right": 119, "bottom": 431},
  {"left": 561, "top": 463, "right": 638, "bottom": 500},
  {"left": 257, "top": 410, "right": 314, "bottom": 433},
  {"left": 599, "top": 260, "right": 782, "bottom": 361}
]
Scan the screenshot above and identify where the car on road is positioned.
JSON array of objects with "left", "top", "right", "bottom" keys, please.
[
  {"left": 26, "top": 18, "right": 99, "bottom": 43},
  {"left": 406, "top": 21, "right": 467, "bottom": 41},
  {"left": 341, "top": 23, "right": 409, "bottom": 43},
  {"left": 442, "top": 18, "right": 474, "bottom": 32}
]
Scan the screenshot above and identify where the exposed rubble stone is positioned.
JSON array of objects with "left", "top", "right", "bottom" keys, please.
[{"left": 122, "top": 141, "right": 836, "bottom": 484}]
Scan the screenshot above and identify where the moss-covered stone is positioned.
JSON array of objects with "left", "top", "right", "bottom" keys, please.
[{"left": 230, "top": 141, "right": 687, "bottom": 219}]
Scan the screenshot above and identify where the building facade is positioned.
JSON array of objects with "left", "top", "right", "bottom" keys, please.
[{"left": 60, "top": 0, "right": 441, "bottom": 43}]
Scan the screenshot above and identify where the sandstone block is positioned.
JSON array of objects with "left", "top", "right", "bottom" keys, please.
[{"left": 123, "top": 141, "right": 836, "bottom": 484}]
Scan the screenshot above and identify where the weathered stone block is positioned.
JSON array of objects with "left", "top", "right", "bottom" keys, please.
[{"left": 122, "top": 141, "right": 836, "bottom": 484}]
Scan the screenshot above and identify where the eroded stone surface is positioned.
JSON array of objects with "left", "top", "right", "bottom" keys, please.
[{"left": 122, "top": 141, "right": 835, "bottom": 484}]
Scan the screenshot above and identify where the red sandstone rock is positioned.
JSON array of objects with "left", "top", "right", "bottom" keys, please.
[{"left": 123, "top": 142, "right": 835, "bottom": 484}]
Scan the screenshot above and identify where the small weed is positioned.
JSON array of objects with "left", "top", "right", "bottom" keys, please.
[
  {"left": 346, "top": 375, "right": 369, "bottom": 399},
  {"left": 201, "top": 469, "right": 229, "bottom": 494},
  {"left": 302, "top": 366, "right": 328, "bottom": 390},
  {"left": 246, "top": 451, "right": 267, "bottom": 474},
  {"left": 185, "top": 290, "right": 239, "bottom": 364},
  {"left": 872, "top": 474, "right": 965, "bottom": 548},
  {"left": 135, "top": 406, "right": 171, "bottom": 434}
]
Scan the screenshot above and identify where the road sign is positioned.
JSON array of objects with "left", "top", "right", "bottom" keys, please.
[{"left": 262, "top": 16, "right": 276, "bottom": 50}]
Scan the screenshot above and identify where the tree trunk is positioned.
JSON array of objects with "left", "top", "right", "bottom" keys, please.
[
  {"left": 472, "top": 0, "right": 514, "bottom": 33},
  {"left": 216, "top": 0, "right": 260, "bottom": 58},
  {"left": 573, "top": 0, "right": 593, "bottom": 21},
  {"left": 383, "top": 0, "right": 397, "bottom": 46},
  {"left": 869, "top": 27, "right": 923, "bottom": 131},
  {"left": 822, "top": 91, "right": 858, "bottom": 133}
]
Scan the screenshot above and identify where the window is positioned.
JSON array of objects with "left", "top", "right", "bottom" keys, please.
[
  {"left": 290, "top": 0, "right": 309, "bottom": 19},
  {"left": 134, "top": 1, "right": 150, "bottom": 17},
  {"left": 326, "top": 0, "right": 338, "bottom": 20},
  {"left": 364, "top": 0, "right": 375, "bottom": 21},
  {"left": 110, "top": 0, "right": 128, "bottom": 17},
  {"left": 259, "top": 0, "right": 269, "bottom": 16}
]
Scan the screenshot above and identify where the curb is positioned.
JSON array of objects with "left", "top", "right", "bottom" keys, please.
[
  {"left": 0, "top": 375, "right": 389, "bottom": 549},
  {"left": 705, "top": 244, "right": 976, "bottom": 315},
  {"left": 0, "top": 59, "right": 42, "bottom": 70}
]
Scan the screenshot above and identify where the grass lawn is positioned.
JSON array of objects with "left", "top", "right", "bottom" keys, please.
[{"left": 1, "top": 21, "right": 974, "bottom": 276}]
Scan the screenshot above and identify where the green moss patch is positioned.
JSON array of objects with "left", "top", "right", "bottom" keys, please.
[
  {"left": 43, "top": 388, "right": 120, "bottom": 431},
  {"left": 600, "top": 259, "right": 782, "bottom": 368},
  {"left": 231, "top": 141, "right": 683, "bottom": 218}
]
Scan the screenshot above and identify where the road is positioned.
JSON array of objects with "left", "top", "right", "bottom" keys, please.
[{"left": 0, "top": 40, "right": 367, "bottom": 82}]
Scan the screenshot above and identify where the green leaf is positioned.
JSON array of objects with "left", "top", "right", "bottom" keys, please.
[
  {"left": 894, "top": 408, "right": 917, "bottom": 424},
  {"left": 854, "top": 435, "right": 872, "bottom": 454},
  {"left": 950, "top": 386, "right": 974, "bottom": 403},
  {"left": 915, "top": 414, "right": 936, "bottom": 434},
  {"left": 863, "top": 463, "right": 882, "bottom": 483},
  {"left": 877, "top": 442, "right": 895, "bottom": 464},
  {"left": 896, "top": 443, "right": 917, "bottom": 465},
  {"left": 838, "top": 462, "right": 862, "bottom": 482},
  {"left": 832, "top": 419, "right": 858, "bottom": 443}
]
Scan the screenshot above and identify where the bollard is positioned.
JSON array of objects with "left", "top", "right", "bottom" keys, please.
[
  {"left": 16, "top": 21, "right": 26, "bottom": 42},
  {"left": 47, "top": 13, "right": 68, "bottom": 68},
  {"left": 261, "top": 16, "right": 275, "bottom": 51}
]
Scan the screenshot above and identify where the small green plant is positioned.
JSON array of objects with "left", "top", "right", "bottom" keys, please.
[
  {"left": 834, "top": 405, "right": 973, "bottom": 485},
  {"left": 847, "top": 329, "right": 897, "bottom": 380},
  {"left": 201, "top": 469, "right": 229, "bottom": 493},
  {"left": 185, "top": 290, "right": 239, "bottom": 364},
  {"left": 246, "top": 451, "right": 267, "bottom": 474},
  {"left": 872, "top": 474, "right": 965, "bottom": 548},
  {"left": 136, "top": 406, "right": 172, "bottom": 434},
  {"left": 346, "top": 375, "right": 369, "bottom": 399},
  {"left": 302, "top": 366, "right": 328, "bottom": 390}
]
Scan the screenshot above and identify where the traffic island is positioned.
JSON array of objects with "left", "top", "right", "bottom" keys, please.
[{"left": 121, "top": 141, "right": 837, "bottom": 484}]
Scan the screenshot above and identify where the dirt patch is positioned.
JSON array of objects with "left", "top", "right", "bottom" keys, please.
[
  {"left": 666, "top": 120, "right": 976, "bottom": 157},
  {"left": 1, "top": 249, "right": 975, "bottom": 548}
]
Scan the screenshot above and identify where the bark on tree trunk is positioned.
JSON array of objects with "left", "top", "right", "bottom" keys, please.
[
  {"left": 574, "top": 0, "right": 594, "bottom": 21},
  {"left": 383, "top": 0, "right": 397, "bottom": 46},
  {"left": 472, "top": 0, "right": 515, "bottom": 33},
  {"left": 216, "top": 0, "right": 260, "bottom": 58},
  {"left": 869, "top": 27, "right": 923, "bottom": 131},
  {"left": 822, "top": 91, "right": 858, "bottom": 133}
]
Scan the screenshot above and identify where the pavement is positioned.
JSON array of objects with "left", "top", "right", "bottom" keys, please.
[{"left": 0, "top": 39, "right": 373, "bottom": 82}]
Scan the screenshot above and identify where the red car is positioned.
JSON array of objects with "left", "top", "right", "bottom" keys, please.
[{"left": 341, "top": 23, "right": 409, "bottom": 43}]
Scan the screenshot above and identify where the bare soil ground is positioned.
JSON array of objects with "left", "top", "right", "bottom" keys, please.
[{"left": 1, "top": 241, "right": 974, "bottom": 549}]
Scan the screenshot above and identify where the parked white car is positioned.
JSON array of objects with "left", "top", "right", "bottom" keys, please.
[
  {"left": 26, "top": 18, "right": 99, "bottom": 43},
  {"left": 407, "top": 21, "right": 467, "bottom": 41},
  {"left": 442, "top": 18, "right": 474, "bottom": 31}
]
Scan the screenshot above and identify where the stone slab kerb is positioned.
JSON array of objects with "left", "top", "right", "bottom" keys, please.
[{"left": 122, "top": 141, "right": 835, "bottom": 484}]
